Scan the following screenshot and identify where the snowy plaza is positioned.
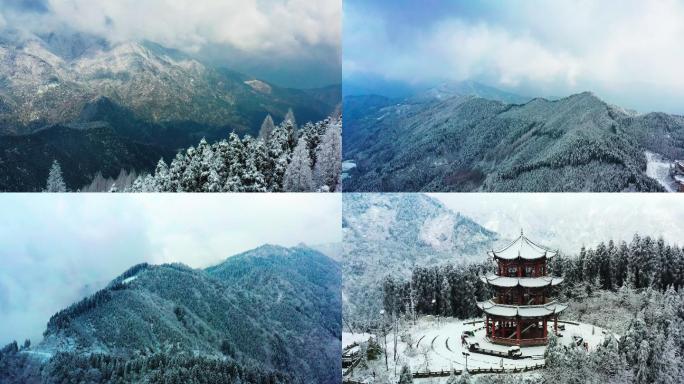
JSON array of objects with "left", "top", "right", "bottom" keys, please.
[{"left": 343, "top": 316, "right": 612, "bottom": 382}]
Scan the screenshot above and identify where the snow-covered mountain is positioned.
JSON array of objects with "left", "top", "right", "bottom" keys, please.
[
  {"left": 0, "top": 245, "right": 341, "bottom": 384},
  {"left": 344, "top": 90, "right": 684, "bottom": 192},
  {"left": 342, "top": 193, "right": 499, "bottom": 321},
  {"left": 0, "top": 31, "right": 338, "bottom": 134},
  {"left": 414, "top": 80, "right": 531, "bottom": 104},
  {"left": 0, "top": 30, "right": 340, "bottom": 191}
]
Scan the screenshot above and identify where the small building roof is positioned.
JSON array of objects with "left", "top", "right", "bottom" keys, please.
[
  {"left": 477, "top": 300, "right": 567, "bottom": 318},
  {"left": 488, "top": 232, "right": 557, "bottom": 260},
  {"left": 480, "top": 274, "right": 563, "bottom": 288}
]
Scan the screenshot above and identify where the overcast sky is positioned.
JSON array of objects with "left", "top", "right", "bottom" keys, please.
[
  {"left": 0, "top": 0, "right": 340, "bottom": 88},
  {"left": 0, "top": 194, "right": 341, "bottom": 346},
  {"left": 345, "top": 0, "right": 684, "bottom": 114},
  {"left": 431, "top": 193, "right": 684, "bottom": 254}
]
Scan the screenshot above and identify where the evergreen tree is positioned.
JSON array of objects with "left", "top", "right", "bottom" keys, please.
[
  {"left": 283, "top": 138, "right": 313, "bottom": 192},
  {"left": 284, "top": 108, "right": 296, "bottom": 129},
  {"left": 258, "top": 114, "right": 276, "bottom": 141},
  {"left": 313, "top": 121, "right": 342, "bottom": 192},
  {"left": 241, "top": 137, "right": 267, "bottom": 192},
  {"left": 398, "top": 364, "right": 413, "bottom": 384},
  {"left": 45, "top": 160, "right": 67, "bottom": 192},
  {"left": 153, "top": 159, "right": 170, "bottom": 192}
]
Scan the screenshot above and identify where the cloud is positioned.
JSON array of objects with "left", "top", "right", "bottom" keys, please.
[
  {"left": 345, "top": 0, "right": 684, "bottom": 113},
  {"left": 431, "top": 193, "right": 684, "bottom": 254},
  {"left": 0, "top": 0, "right": 341, "bottom": 87},
  {"left": 41, "top": 0, "right": 339, "bottom": 56},
  {"left": 0, "top": 194, "right": 341, "bottom": 346}
]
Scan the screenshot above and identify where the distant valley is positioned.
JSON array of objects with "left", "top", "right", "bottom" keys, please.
[{"left": 343, "top": 82, "right": 684, "bottom": 192}]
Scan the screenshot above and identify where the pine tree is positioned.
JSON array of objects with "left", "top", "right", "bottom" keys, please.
[
  {"left": 283, "top": 138, "right": 313, "bottom": 192},
  {"left": 258, "top": 114, "right": 276, "bottom": 141},
  {"left": 439, "top": 276, "right": 452, "bottom": 316},
  {"left": 454, "top": 370, "right": 471, "bottom": 384},
  {"left": 398, "top": 364, "right": 413, "bottom": 384},
  {"left": 224, "top": 133, "right": 246, "bottom": 192},
  {"left": 241, "top": 136, "right": 267, "bottom": 192},
  {"left": 284, "top": 108, "right": 296, "bottom": 129},
  {"left": 45, "top": 159, "right": 67, "bottom": 192},
  {"left": 168, "top": 152, "right": 187, "bottom": 192},
  {"left": 152, "top": 159, "right": 169, "bottom": 192},
  {"left": 313, "top": 121, "right": 341, "bottom": 192}
]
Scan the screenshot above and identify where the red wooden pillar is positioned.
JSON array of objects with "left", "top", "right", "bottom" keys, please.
[
  {"left": 492, "top": 318, "right": 496, "bottom": 339},
  {"left": 486, "top": 315, "right": 490, "bottom": 337},
  {"left": 553, "top": 316, "right": 558, "bottom": 334},
  {"left": 516, "top": 318, "right": 521, "bottom": 341},
  {"left": 543, "top": 318, "right": 548, "bottom": 338}
]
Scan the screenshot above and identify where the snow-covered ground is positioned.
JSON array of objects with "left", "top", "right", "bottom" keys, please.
[
  {"left": 20, "top": 349, "right": 53, "bottom": 362},
  {"left": 345, "top": 316, "right": 611, "bottom": 383},
  {"left": 645, "top": 151, "right": 676, "bottom": 192},
  {"left": 344, "top": 332, "right": 374, "bottom": 349},
  {"left": 122, "top": 275, "right": 138, "bottom": 284},
  {"left": 342, "top": 160, "right": 357, "bottom": 180}
]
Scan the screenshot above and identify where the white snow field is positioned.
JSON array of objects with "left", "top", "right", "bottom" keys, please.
[
  {"left": 342, "top": 160, "right": 357, "bottom": 180},
  {"left": 644, "top": 151, "right": 676, "bottom": 191},
  {"left": 344, "top": 316, "right": 611, "bottom": 383}
]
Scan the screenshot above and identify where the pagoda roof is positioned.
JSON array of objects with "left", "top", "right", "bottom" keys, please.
[
  {"left": 477, "top": 300, "right": 567, "bottom": 318},
  {"left": 480, "top": 274, "right": 563, "bottom": 288},
  {"left": 488, "top": 233, "right": 557, "bottom": 260}
]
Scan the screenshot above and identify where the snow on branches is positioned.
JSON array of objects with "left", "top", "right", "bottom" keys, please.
[{"left": 127, "top": 115, "right": 341, "bottom": 192}]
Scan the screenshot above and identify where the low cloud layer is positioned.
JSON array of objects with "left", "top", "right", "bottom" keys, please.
[
  {"left": 0, "top": 194, "right": 341, "bottom": 346},
  {"left": 0, "top": 0, "right": 341, "bottom": 87},
  {"left": 345, "top": 0, "right": 684, "bottom": 114},
  {"left": 432, "top": 193, "right": 684, "bottom": 254}
]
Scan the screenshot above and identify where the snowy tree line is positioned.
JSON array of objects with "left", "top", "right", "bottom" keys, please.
[
  {"left": 549, "top": 234, "right": 684, "bottom": 295},
  {"left": 0, "top": 349, "right": 293, "bottom": 384},
  {"left": 42, "top": 112, "right": 341, "bottom": 192},
  {"left": 127, "top": 113, "right": 341, "bottom": 192},
  {"left": 539, "top": 286, "right": 684, "bottom": 384},
  {"left": 381, "top": 234, "right": 684, "bottom": 324},
  {"left": 382, "top": 263, "right": 492, "bottom": 321}
]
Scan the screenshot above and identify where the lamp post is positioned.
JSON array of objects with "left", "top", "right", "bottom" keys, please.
[
  {"left": 431, "top": 298, "right": 438, "bottom": 325},
  {"left": 380, "top": 309, "right": 388, "bottom": 371},
  {"left": 462, "top": 351, "right": 470, "bottom": 372}
]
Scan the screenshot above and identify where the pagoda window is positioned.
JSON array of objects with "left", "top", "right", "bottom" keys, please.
[
  {"left": 525, "top": 265, "right": 534, "bottom": 277},
  {"left": 507, "top": 266, "right": 517, "bottom": 276}
]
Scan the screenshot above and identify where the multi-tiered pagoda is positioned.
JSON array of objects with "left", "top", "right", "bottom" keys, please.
[{"left": 477, "top": 232, "right": 567, "bottom": 346}]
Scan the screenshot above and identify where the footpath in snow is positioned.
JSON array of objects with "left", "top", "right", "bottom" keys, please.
[{"left": 344, "top": 316, "right": 611, "bottom": 383}]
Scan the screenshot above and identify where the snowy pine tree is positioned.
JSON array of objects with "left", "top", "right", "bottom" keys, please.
[
  {"left": 241, "top": 136, "right": 267, "bottom": 192},
  {"left": 313, "top": 120, "right": 341, "bottom": 192},
  {"left": 45, "top": 160, "right": 67, "bottom": 192},
  {"left": 283, "top": 138, "right": 313, "bottom": 192},
  {"left": 153, "top": 159, "right": 170, "bottom": 192},
  {"left": 258, "top": 114, "right": 276, "bottom": 141},
  {"left": 121, "top": 116, "right": 338, "bottom": 192},
  {"left": 284, "top": 108, "right": 296, "bottom": 129},
  {"left": 398, "top": 364, "right": 413, "bottom": 384}
]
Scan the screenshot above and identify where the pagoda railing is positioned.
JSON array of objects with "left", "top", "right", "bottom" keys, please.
[{"left": 488, "top": 335, "right": 548, "bottom": 346}]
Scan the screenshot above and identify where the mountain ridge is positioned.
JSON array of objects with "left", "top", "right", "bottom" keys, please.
[
  {"left": 1, "top": 245, "right": 341, "bottom": 384},
  {"left": 343, "top": 88, "right": 682, "bottom": 192},
  {"left": 0, "top": 30, "right": 341, "bottom": 190}
]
